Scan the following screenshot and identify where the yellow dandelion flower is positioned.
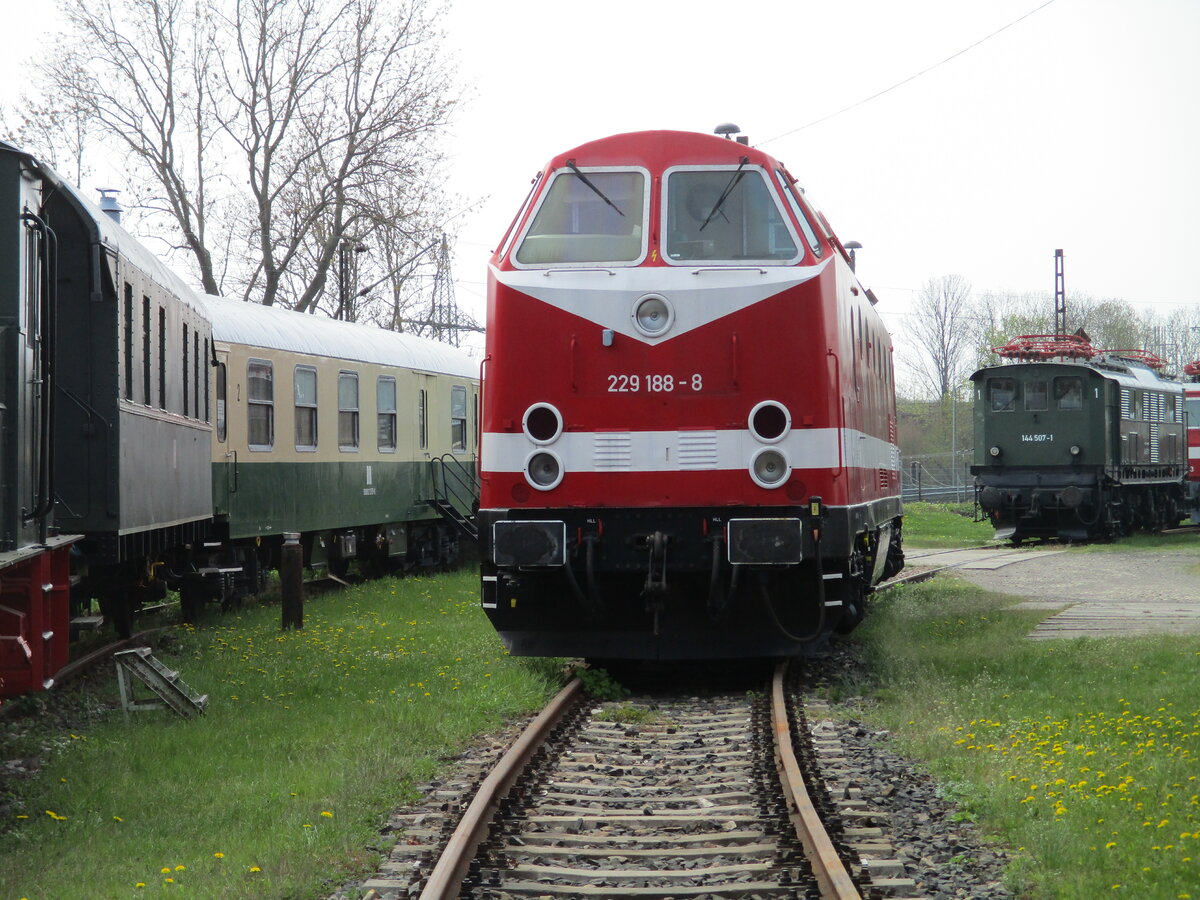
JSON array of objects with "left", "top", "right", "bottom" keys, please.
[
  {"left": 321, "top": 811, "right": 333, "bottom": 817},
  {"left": 175, "top": 865, "right": 186, "bottom": 871},
  {"left": 113, "top": 816, "right": 123, "bottom": 822},
  {"left": 214, "top": 852, "right": 225, "bottom": 859},
  {"left": 164, "top": 877, "right": 174, "bottom": 884},
  {"left": 161, "top": 868, "right": 171, "bottom": 874},
  {"left": 249, "top": 866, "right": 261, "bottom": 873}
]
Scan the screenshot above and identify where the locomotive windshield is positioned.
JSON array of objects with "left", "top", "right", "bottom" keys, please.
[
  {"left": 514, "top": 169, "right": 646, "bottom": 265},
  {"left": 664, "top": 167, "right": 798, "bottom": 263}
]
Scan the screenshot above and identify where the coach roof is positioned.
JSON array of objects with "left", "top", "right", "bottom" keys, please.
[{"left": 202, "top": 295, "right": 477, "bottom": 379}]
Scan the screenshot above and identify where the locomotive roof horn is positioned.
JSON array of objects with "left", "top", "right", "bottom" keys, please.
[{"left": 714, "top": 123, "right": 749, "bottom": 145}]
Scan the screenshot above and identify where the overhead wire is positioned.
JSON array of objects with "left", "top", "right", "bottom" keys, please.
[{"left": 760, "top": 0, "right": 1058, "bottom": 145}]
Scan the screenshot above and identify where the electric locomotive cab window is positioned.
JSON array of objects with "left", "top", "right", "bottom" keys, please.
[
  {"left": 377, "top": 376, "right": 397, "bottom": 452},
  {"left": 247, "top": 359, "right": 274, "bottom": 450},
  {"left": 989, "top": 378, "right": 1016, "bottom": 411},
  {"left": 1185, "top": 397, "right": 1200, "bottom": 426},
  {"left": 295, "top": 366, "right": 317, "bottom": 450},
  {"left": 1055, "top": 377, "right": 1083, "bottom": 410},
  {"left": 776, "top": 171, "right": 823, "bottom": 257},
  {"left": 514, "top": 168, "right": 646, "bottom": 265},
  {"left": 1025, "top": 380, "right": 1048, "bottom": 411},
  {"left": 338, "top": 372, "right": 359, "bottom": 451},
  {"left": 664, "top": 166, "right": 799, "bottom": 263},
  {"left": 451, "top": 385, "right": 468, "bottom": 453}
]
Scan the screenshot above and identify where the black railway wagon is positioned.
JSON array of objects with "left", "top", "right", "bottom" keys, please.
[
  {"left": 971, "top": 339, "right": 1186, "bottom": 542},
  {"left": 0, "top": 143, "right": 77, "bottom": 694},
  {"left": 39, "top": 157, "right": 214, "bottom": 634}
]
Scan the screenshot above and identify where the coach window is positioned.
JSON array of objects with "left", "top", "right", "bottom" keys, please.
[
  {"left": 182, "top": 324, "right": 190, "bottom": 416},
  {"left": 451, "top": 385, "right": 467, "bottom": 452},
  {"left": 1025, "top": 380, "right": 1048, "bottom": 411},
  {"left": 989, "top": 378, "right": 1016, "bottom": 412},
  {"left": 1055, "top": 376, "right": 1083, "bottom": 410},
  {"left": 142, "top": 297, "right": 152, "bottom": 405},
  {"left": 248, "top": 359, "right": 274, "bottom": 450},
  {"left": 418, "top": 389, "right": 428, "bottom": 450},
  {"left": 339, "top": 372, "right": 359, "bottom": 451},
  {"left": 123, "top": 284, "right": 134, "bottom": 401},
  {"left": 377, "top": 376, "right": 397, "bottom": 452},
  {"left": 514, "top": 169, "right": 646, "bottom": 265},
  {"left": 295, "top": 366, "right": 318, "bottom": 451},
  {"left": 215, "top": 362, "right": 227, "bottom": 442},
  {"left": 665, "top": 167, "right": 798, "bottom": 263},
  {"left": 157, "top": 306, "right": 167, "bottom": 410}
]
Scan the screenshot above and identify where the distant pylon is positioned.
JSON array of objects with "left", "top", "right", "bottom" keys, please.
[{"left": 430, "top": 234, "right": 460, "bottom": 347}]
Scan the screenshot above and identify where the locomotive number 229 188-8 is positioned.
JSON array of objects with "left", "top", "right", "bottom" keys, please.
[{"left": 608, "top": 374, "right": 703, "bottom": 393}]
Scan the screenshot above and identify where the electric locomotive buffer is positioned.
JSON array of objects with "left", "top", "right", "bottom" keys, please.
[{"left": 478, "top": 127, "right": 903, "bottom": 660}]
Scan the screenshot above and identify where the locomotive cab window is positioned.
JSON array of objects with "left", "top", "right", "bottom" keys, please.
[
  {"left": 1185, "top": 397, "right": 1200, "bottom": 425},
  {"left": 514, "top": 168, "right": 646, "bottom": 265},
  {"left": 776, "top": 171, "right": 823, "bottom": 257},
  {"left": 215, "top": 362, "right": 227, "bottom": 443},
  {"left": 664, "top": 166, "right": 799, "bottom": 264},
  {"left": 295, "top": 366, "right": 317, "bottom": 451},
  {"left": 338, "top": 372, "right": 359, "bottom": 451},
  {"left": 1055, "top": 377, "right": 1083, "bottom": 410},
  {"left": 247, "top": 359, "right": 274, "bottom": 450},
  {"left": 1024, "top": 380, "right": 1048, "bottom": 411},
  {"left": 989, "top": 378, "right": 1016, "bottom": 412}
]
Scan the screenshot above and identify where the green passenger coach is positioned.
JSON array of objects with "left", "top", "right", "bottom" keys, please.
[
  {"left": 971, "top": 336, "right": 1186, "bottom": 542},
  {"left": 194, "top": 296, "right": 478, "bottom": 607}
]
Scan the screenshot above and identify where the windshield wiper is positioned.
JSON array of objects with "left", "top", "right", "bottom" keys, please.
[
  {"left": 698, "top": 156, "right": 749, "bottom": 232},
  {"left": 565, "top": 159, "right": 624, "bottom": 217}
]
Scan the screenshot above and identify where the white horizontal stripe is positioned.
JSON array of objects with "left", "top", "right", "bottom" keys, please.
[{"left": 482, "top": 427, "right": 898, "bottom": 474}]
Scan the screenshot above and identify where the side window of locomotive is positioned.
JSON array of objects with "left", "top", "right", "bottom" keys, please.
[
  {"left": 215, "top": 362, "right": 227, "bottom": 443},
  {"left": 989, "top": 378, "right": 1016, "bottom": 412},
  {"left": 247, "top": 359, "right": 274, "bottom": 450},
  {"left": 1185, "top": 397, "right": 1200, "bottom": 426},
  {"left": 1024, "top": 380, "right": 1049, "bottom": 411},
  {"left": 514, "top": 170, "right": 646, "bottom": 265},
  {"left": 776, "top": 171, "right": 823, "bottom": 257},
  {"left": 339, "top": 372, "right": 360, "bottom": 451},
  {"left": 295, "top": 366, "right": 318, "bottom": 451},
  {"left": 377, "top": 376, "right": 397, "bottom": 452},
  {"left": 451, "top": 385, "right": 467, "bottom": 453},
  {"left": 1055, "top": 376, "right": 1083, "bottom": 410},
  {"left": 142, "top": 296, "right": 152, "bottom": 405},
  {"left": 665, "top": 168, "right": 797, "bottom": 263}
]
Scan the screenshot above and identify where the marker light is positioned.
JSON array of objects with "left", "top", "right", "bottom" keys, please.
[
  {"left": 523, "top": 403, "right": 563, "bottom": 444},
  {"left": 748, "top": 401, "right": 791, "bottom": 443},
  {"left": 750, "top": 448, "right": 789, "bottom": 488},
  {"left": 989, "top": 446, "right": 1002, "bottom": 457},
  {"left": 525, "top": 451, "right": 564, "bottom": 490}
]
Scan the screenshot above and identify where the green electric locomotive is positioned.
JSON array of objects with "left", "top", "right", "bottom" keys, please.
[{"left": 971, "top": 335, "right": 1186, "bottom": 542}]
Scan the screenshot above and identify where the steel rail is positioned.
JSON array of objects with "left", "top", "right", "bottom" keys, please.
[
  {"left": 772, "top": 661, "right": 862, "bottom": 900},
  {"left": 417, "top": 676, "right": 584, "bottom": 900}
]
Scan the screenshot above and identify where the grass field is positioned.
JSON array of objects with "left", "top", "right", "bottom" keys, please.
[
  {"left": 0, "top": 571, "right": 560, "bottom": 900},
  {"left": 849, "top": 577, "right": 1200, "bottom": 899},
  {"left": 900, "top": 501, "right": 999, "bottom": 548}
]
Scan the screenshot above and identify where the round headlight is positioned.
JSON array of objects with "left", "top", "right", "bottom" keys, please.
[
  {"left": 1070, "top": 445, "right": 1081, "bottom": 456},
  {"left": 989, "top": 446, "right": 1002, "bottom": 457},
  {"left": 523, "top": 403, "right": 563, "bottom": 444},
  {"left": 524, "top": 451, "right": 563, "bottom": 490},
  {"left": 750, "top": 448, "right": 789, "bottom": 488},
  {"left": 748, "top": 400, "right": 791, "bottom": 443},
  {"left": 632, "top": 294, "right": 673, "bottom": 337}
]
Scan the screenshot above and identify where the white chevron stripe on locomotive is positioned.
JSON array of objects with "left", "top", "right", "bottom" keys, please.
[
  {"left": 491, "top": 259, "right": 832, "bottom": 346},
  {"left": 482, "top": 427, "right": 898, "bottom": 475}
]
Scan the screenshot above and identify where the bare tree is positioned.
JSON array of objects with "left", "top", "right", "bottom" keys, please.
[
  {"left": 901, "top": 274, "right": 976, "bottom": 399},
  {"left": 19, "top": 0, "right": 457, "bottom": 314}
]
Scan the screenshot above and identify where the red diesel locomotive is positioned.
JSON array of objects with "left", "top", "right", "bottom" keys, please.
[{"left": 478, "top": 127, "right": 903, "bottom": 659}]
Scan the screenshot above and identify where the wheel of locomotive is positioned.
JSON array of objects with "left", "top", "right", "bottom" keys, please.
[{"left": 832, "top": 576, "right": 867, "bottom": 635}]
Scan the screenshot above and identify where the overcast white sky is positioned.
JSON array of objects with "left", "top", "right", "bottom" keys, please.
[{"left": 4, "top": 0, "right": 1198, "bottom": 351}]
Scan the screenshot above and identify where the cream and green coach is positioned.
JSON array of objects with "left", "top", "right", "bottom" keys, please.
[{"left": 198, "top": 296, "right": 478, "bottom": 600}]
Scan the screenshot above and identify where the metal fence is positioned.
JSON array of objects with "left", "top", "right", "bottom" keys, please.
[{"left": 901, "top": 449, "right": 975, "bottom": 503}]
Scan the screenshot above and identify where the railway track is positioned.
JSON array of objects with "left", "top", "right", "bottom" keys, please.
[{"left": 359, "top": 662, "right": 925, "bottom": 900}]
